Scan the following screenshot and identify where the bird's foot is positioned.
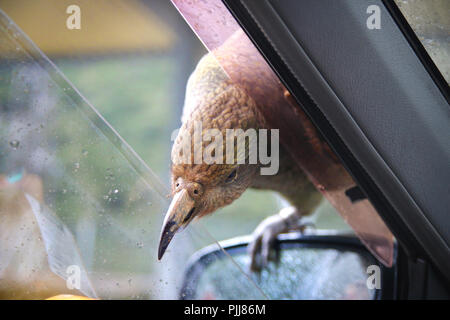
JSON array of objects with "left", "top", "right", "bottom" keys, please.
[{"left": 248, "top": 206, "right": 313, "bottom": 272}]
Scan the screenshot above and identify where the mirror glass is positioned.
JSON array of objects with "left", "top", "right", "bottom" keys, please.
[{"left": 184, "top": 246, "right": 377, "bottom": 300}]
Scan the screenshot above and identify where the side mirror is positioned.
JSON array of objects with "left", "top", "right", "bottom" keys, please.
[{"left": 180, "top": 232, "right": 395, "bottom": 300}]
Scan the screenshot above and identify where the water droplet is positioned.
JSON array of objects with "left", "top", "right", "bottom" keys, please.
[{"left": 9, "top": 140, "right": 20, "bottom": 149}]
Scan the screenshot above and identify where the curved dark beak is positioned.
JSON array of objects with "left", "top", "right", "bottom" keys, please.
[{"left": 158, "top": 189, "right": 196, "bottom": 260}]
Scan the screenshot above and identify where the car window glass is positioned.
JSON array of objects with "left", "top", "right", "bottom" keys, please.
[
  {"left": 394, "top": 0, "right": 450, "bottom": 83},
  {"left": 0, "top": 7, "right": 268, "bottom": 299}
]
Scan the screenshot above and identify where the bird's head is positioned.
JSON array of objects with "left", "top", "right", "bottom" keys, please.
[
  {"left": 157, "top": 160, "right": 258, "bottom": 259},
  {"left": 158, "top": 54, "right": 266, "bottom": 259}
]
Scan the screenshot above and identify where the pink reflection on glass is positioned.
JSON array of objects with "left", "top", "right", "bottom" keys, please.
[{"left": 171, "top": 0, "right": 394, "bottom": 267}]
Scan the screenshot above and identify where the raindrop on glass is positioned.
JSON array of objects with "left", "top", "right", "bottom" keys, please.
[{"left": 9, "top": 140, "right": 20, "bottom": 149}]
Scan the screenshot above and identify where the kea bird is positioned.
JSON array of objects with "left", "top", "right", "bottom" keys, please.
[{"left": 158, "top": 30, "right": 351, "bottom": 271}]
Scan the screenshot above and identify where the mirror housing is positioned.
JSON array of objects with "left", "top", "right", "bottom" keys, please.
[{"left": 180, "top": 232, "right": 396, "bottom": 300}]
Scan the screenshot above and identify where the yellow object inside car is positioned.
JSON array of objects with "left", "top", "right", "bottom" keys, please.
[{"left": 46, "top": 294, "right": 95, "bottom": 300}]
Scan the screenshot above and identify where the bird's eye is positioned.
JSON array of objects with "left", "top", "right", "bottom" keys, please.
[{"left": 225, "top": 169, "right": 237, "bottom": 183}]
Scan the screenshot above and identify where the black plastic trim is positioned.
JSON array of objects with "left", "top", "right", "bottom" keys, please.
[{"left": 180, "top": 233, "right": 396, "bottom": 300}]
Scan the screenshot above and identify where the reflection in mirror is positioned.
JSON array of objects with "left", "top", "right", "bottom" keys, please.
[{"left": 183, "top": 241, "right": 376, "bottom": 300}]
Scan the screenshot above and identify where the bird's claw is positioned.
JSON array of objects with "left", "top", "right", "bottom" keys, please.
[
  {"left": 248, "top": 215, "right": 282, "bottom": 272},
  {"left": 248, "top": 207, "right": 313, "bottom": 272}
]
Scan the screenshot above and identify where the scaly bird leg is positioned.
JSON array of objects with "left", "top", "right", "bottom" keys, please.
[{"left": 248, "top": 206, "right": 314, "bottom": 272}]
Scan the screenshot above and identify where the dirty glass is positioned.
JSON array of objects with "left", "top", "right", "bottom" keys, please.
[
  {"left": 189, "top": 247, "right": 375, "bottom": 300},
  {"left": 171, "top": 0, "right": 394, "bottom": 267},
  {"left": 0, "top": 8, "right": 269, "bottom": 299},
  {"left": 394, "top": 0, "right": 450, "bottom": 83}
]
